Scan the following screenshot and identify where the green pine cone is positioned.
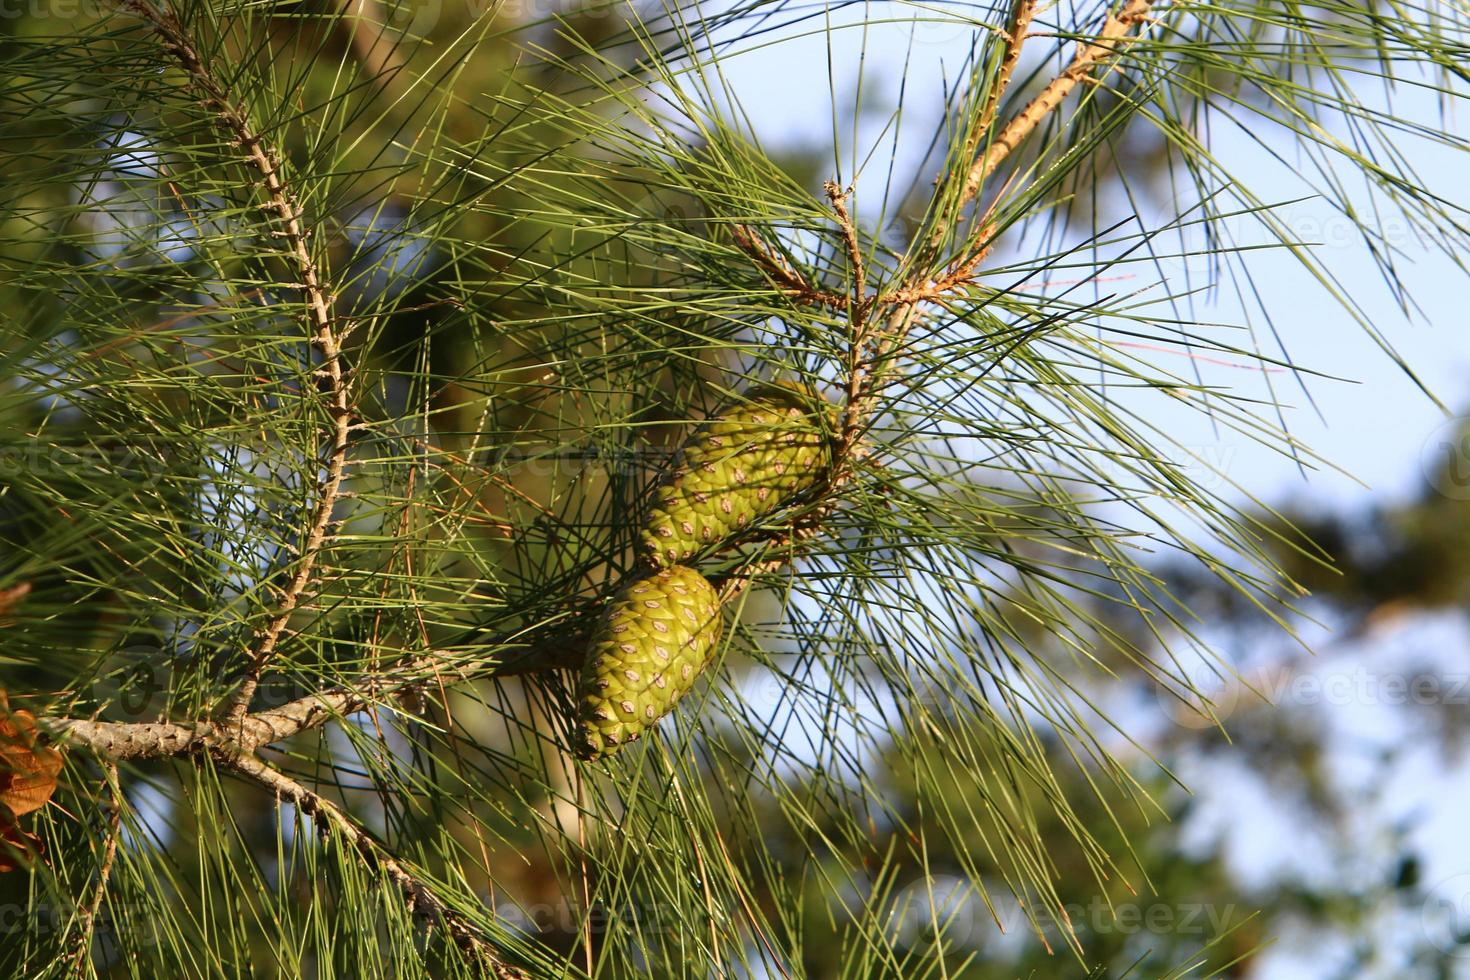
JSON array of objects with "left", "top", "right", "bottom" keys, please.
[
  {"left": 640, "top": 383, "right": 833, "bottom": 567},
  {"left": 575, "top": 565, "right": 723, "bottom": 760}
]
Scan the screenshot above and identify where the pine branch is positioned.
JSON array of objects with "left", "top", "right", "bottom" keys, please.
[
  {"left": 114, "top": 0, "right": 357, "bottom": 732},
  {"left": 48, "top": 711, "right": 538, "bottom": 972},
  {"left": 843, "top": 0, "right": 1156, "bottom": 436},
  {"left": 42, "top": 529, "right": 845, "bottom": 761},
  {"left": 946, "top": 0, "right": 1152, "bottom": 240},
  {"left": 728, "top": 3, "right": 1156, "bottom": 478},
  {"left": 824, "top": 181, "right": 867, "bottom": 323},
  {"left": 929, "top": 0, "right": 1154, "bottom": 266},
  {"left": 961, "top": 0, "right": 1154, "bottom": 200},
  {"left": 222, "top": 752, "right": 530, "bottom": 979},
  {"left": 730, "top": 223, "right": 848, "bottom": 309},
  {"left": 45, "top": 636, "right": 581, "bottom": 759},
  {"left": 233, "top": 638, "right": 585, "bottom": 747},
  {"left": 46, "top": 717, "right": 208, "bottom": 760},
  {"left": 974, "top": 0, "right": 1038, "bottom": 149},
  {"left": 825, "top": 180, "right": 880, "bottom": 467},
  {"left": 62, "top": 762, "right": 122, "bottom": 975},
  {"left": 923, "top": 0, "right": 1040, "bottom": 259},
  {"left": 44, "top": 1, "right": 1161, "bottom": 775}
]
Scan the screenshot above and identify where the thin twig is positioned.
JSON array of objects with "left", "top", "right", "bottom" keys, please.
[
  {"left": 731, "top": 223, "right": 848, "bottom": 310},
  {"left": 974, "top": 0, "right": 1039, "bottom": 147},
  {"left": 855, "top": 1, "right": 1157, "bottom": 435},
  {"left": 923, "top": 0, "right": 1040, "bottom": 260},
  {"left": 824, "top": 182, "right": 867, "bottom": 323},
  {"left": 114, "top": 1, "right": 355, "bottom": 731},
  {"left": 63, "top": 762, "right": 122, "bottom": 977},
  {"left": 823, "top": 180, "right": 882, "bottom": 471},
  {"left": 826, "top": 1, "right": 1157, "bottom": 463},
  {"left": 222, "top": 752, "right": 529, "bottom": 979},
  {"left": 947, "top": 0, "right": 1154, "bottom": 243},
  {"left": 44, "top": 635, "right": 583, "bottom": 760}
]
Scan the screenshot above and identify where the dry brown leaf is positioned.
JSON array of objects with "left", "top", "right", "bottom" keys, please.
[
  {"left": 0, "top": 812, "right": 45, "bottom": 873},
  {"left": 0, "top": 689, "right": 64, "bottom": 872}
]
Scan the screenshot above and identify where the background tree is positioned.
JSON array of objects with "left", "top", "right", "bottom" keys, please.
[{"left": 0, "top": 0, "right": 1466, "bottom": 976}]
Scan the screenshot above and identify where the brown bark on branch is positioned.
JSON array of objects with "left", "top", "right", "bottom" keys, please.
[
  {"left": 45, "top": 634, "right": 584, "bottom": 759},
  {"left": 946, "top": 0, "right": 1154, "bottom": 245},
  {"left": 923, "top": 0, "right": 1039, "bottom": 260},
  {"left": 731, "top": 223, "right": 849, "bottom": 310},
  {"left": 62, "top": 762, "right": 122, "bottom": 974},
  {"left": 116, "top": 0, "right": 355, "bottom": 731},
  {"left": 45, "top": 718, "right": 208, "bottom": 760}
]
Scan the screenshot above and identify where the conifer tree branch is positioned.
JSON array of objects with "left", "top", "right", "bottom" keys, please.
[
  {"left": 731, "top": 223, "right": 848, "bottom": 309},
  {"left": 826, "top": 179, "right": 879, "bottom": 462},
  {"left": 41, "top": 0, "right": 1164, "bottom": 795},
  {"left": 45, "top": 1, "right": 1161, "bottom": 775},
  {"left": 221, "top": 752, "right": 530, "bottom": 979},
  {"left": 46, "top": 724, "right": 535, "bottom": 972},
  {"left": 936, "top": 0, "right": 1154, "bottom": 263},
  {"left": 974, "top": 0, "right": 1039, "bottom": 148},
  {"left": 44, "top": 635, "right": 583, "bottom": 759},
  {"left": 923, "top": 0, "right": 1039, "bottom": 260},
  {"left": 115, "top": 0, "right": 356, "bottom": 732},
  {"left": 824, "top": 181, "right": 867, "bottom": 321},
  {"left": 831, "top": 2, "right": 1153, "bottom": 465},
  {"left": 44, "top": 717, "right": 208, "bottom": 760},
  {"left": 231, "top": 639, "right": 585, "bottom": 748},
  {"left": 62, "top": 762, "right": 122, "bottom": 975},
  {"left": 834, "top": 0, "right": 1155, "bottom": 439}
]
